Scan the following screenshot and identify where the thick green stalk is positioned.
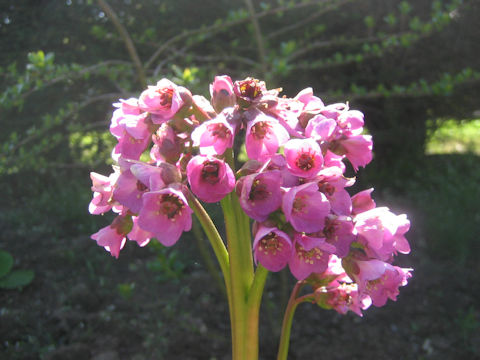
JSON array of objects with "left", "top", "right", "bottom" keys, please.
[{"left": 245, "top": 265, "right": 269, "bottom": 359}]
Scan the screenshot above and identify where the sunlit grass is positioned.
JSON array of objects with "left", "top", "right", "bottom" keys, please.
[{"left": 426, "top": 119, "right": 480, "bottom": 155}]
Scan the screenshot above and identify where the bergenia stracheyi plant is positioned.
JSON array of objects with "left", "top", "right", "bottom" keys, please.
[{"left": 89, "top": 75, "right": 412, "bottom": 360}]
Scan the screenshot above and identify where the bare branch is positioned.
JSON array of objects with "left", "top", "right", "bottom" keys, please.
[
  {"left": 266, "top": 0, "right": 354, "bottom": 40},
  {"left": 97, "top": 0, "right": 147, "bottom": 88},
  {"left": 145, "top": 0, "right": 335, "bottom": 70},
  {"left": 244, "top": 0, "right": 268, "bottom": 77}
]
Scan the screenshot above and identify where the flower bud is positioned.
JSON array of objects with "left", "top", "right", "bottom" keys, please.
[{"left": 210, "top": 75, "right": 236, "bottom": 112}]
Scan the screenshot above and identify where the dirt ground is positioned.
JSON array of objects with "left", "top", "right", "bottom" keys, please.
[{"left": 1, "top": 210, "right": 479, "bottom": 360}]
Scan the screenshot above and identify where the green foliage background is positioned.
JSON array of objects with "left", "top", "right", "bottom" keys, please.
[{"left": 1, "top": 0, "right": 479, "bottom": 262}]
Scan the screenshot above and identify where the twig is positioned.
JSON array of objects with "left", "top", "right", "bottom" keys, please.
[
  {"left": 244, "top": 0, "right": 268, "bottom": 77},
  {"left": 145, "top": 0, "right": 334, "bottom": 70},
  {"left": 97, "top": 0, "right": 147, "bottom": 87}
]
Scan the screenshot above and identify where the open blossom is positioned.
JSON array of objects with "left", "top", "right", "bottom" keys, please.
[
  {"left": 239, "top": 170, "right": 283, "bottom": 221},
  {"left": 91, "top": 215, "right": 132, "bottom": 258},
  {"left": 336, "top": 110, "right": 365, "bottom": 136},
  {"left": 128, "top": 216, "right": 153, "bottom": 247},
  {"left": 139, "top": 78, "right": 184, "bottom": 123},
  {"left": 89, "top": 170, "right": 119, "bottom": 215},
  {"left": 186, "top": 155, "right": 235, "bottom": 203},
  {"left": 253, "top": 226, "right": 293, "bottom": 272},
  {"left": 282, "top": 182, "right": 331, "bottom": 233},
  {"left": 345, "top": 258, "right": 412, "bottom": 307},
  {"left": 284, "top": 138, "right": 323, "bottom": 178},
  {"left": 191, "top": 109, "right": 237, "bottom": 156},
  {"left": 289, "top": 233, "right": 335, "bottom": 280},
  {"left": 137, "top": 186, "right": 192, "bottom": 246},
  {"left": 354, "top": 207, "right": 411, "bottom": 260},
  {"left": 151, "top": 123, "right": 183, "bottom": 164},
  {"left": 339, "top": 134, "right": 373, "bottom": 171},
  {"left": 245, "top": 111, "right": 289, "bottom": 162}
]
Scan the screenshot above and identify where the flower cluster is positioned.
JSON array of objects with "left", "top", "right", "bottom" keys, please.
[{"left": 89, "top": 75, "right": 412, "bottom": 315}]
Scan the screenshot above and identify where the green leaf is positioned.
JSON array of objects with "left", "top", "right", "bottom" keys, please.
[
  {"left": 0, "top": 269, "right": 34, "bottom": 289},
  {"left": 0, "top": 250, "right": 14, "bottom": 278}
]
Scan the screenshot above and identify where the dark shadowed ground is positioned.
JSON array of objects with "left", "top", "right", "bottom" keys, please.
[{"left": 1, "top": 203, "right": 479, "bottom": 360}]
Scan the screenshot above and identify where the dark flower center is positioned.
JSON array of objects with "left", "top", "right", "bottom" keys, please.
[
  {"left": 201, "top": 161, "right": 220, "bottom": 184},
  {"left": 251, "top": 122, "right": 271, "bottom": 140},
  {"left": 295, "top": 152, "right": 315, "bottom": 171},
  {"left": 160, "top": 193, "right": 184, "bottom": 219}
]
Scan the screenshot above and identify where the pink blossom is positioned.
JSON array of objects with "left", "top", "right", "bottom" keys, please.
[
  {"left": 288, "top": 233, "right": 335, "bottom": 280},
  {"left": 128, "top": 216, "right": 153, "bottom": 247},
  {"left": 239, "top": 170, "right": 283, "bottom": 221},
  {"left": 346, "top": 259, "right": 412, "bottom": 307},
  {"left": 340, "top": 134, "right": 373, "bottom": 171},
  {"left": 315, "top": 282, "right": 372, "bottom": 316},
  {"left": 337, "top": 110, "right": 364, "bottom": 136},
  {"left": 253, "top": 226, "right": 293, "bottom": 272},
  {"left": 191, "top": 109, "right": 236, "bottom": 156},
  {"left": 138, "top": 78, "right": 183, "bottom": 123},
  {"left": 137, "top": 186, "right": 192, "bottom": 246},
  {"left": 89, "top": 170, "right": 119, "bottom": 215},
  {"left": 233, "top": 77, "right": 268, "bottom": 107},
  {"left": 186, "top": 155, "right": 235, "bottom": 203},
  {"left": 320, "top": 103, "right": 348, "bottom": 120},
  {"left": 316, "top": 175, "right": 353, "bottom": 215},
  {"left": 284, "top": 138, "right": 323, "bottom": 178},
  {"left": 354, "top": 207, "right": 410, "bottom": 260},
  {"left": 151, "top": 123, "right": 183, "bottom": 164},
  {"left": 110, "top": 111, "right": 151, "bottom": 161},
  {"left": 305, "top": 114, "right": 337, "bottom": 141},
  {"left": 282, "top": 182, "right": 331, "bottom": 233},
  {"left": 91, "top": 215, "right": 132, "bottom": 258},
  {"left": 210, "top": 75, "right": 236, "bottom": 112},
  {"left": 322, "top": 215, "right": 355, "bottom": 257},
  {"left": 245, "top": 112, "right": 289, "bottom": 162},
  {"left": 351, "top": 188, "right": 376, "bottom": 215},
  {"left": 113, "top": 168, "right": 150, "bottom": 214}
]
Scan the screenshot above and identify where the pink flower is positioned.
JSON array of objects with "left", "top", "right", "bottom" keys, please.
[
  {"left": 284, "top": 138, "right": 323, "bottom": 178},
  {"left": 354, "top": 207, "right": 410, "bottom": 260},
  {"left": 245, "top": 111, "right": 289, "bottom": 162},
  {"left": 315, "top": 282, "right": 372, "bottom": 316},
  {"left": 322, "top": 215, "right": 355, "bottom": 258},
  {"left": 139, "top": 78, "right": 183, "bottom": 123},
  {"left": 346, "top": 259, "right": 412, "bottom": 307},
  {"left": 88, "top": 170, "right": 119, "bottom": 215},
  {"left": 282, "top": 182, "right": 331, "bottom": 233},
  {"left": 128, "top": 216, "right": 153, "bottom": 247},
  {"left": 191, "top": 109, "right": 237, "bottom": 156},
  {"left": 91, "top": 215, "right": 132, "bottom": 258},
  {"left": 305, "top": 114, "right": 337, "bottom": 141},
  {"left": 150, "top": 123, "right": 184, "bottom": 164},
  {"left": 186, "top": 155, "right": 235, "bottom": 203},
  {"left": 233, "top": 77, "right": 267, "bottom": 107},
  {"left": 351, "top": 188, "right": 376, "bottom": 215},
  {"left": 210, "top": 75, "right": 236, "bottom": 112},
  {"left": 111, "top": 112, "right": 151, "bottom": 161},
  {"left": 239, "top": 170, "right": 283, "bottom": 221},
  {"left": 339, "top": 134, "right": 373, "bottom": 171},
  {"left": 253, "top": 226, "right": 293, "bottom": 272},
  {"left": 316, "top": 175, "right": 353, "bottom": 215},
  {"left": 137, "top": 186, "right": 192, "bottom": 246},
  {"left": 288, "top": 233, "right": 335, "bottom": 280},
  {"left": 337, "top": 110, "right": 364, "bottom": 136},
  {"left": 113, "top": 167, "right": 150, "bottom": 214}
]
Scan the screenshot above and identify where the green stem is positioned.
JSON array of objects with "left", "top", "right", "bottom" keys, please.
[
  {"left": 187, "top": 190, "right": 229, "bottom": 278},
  {"left": 191, "top": 217, "right": 226, "bottom": 297},
  {"left": 276, "top": 281, "right": 307, "bottom": 360},
  {"left": 245, "top": 265, "right": 269, "bottom": 359}
]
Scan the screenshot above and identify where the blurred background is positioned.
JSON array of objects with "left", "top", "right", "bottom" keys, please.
[{"left": 0, "top": 1, "right": 479, "bottom": 359}]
